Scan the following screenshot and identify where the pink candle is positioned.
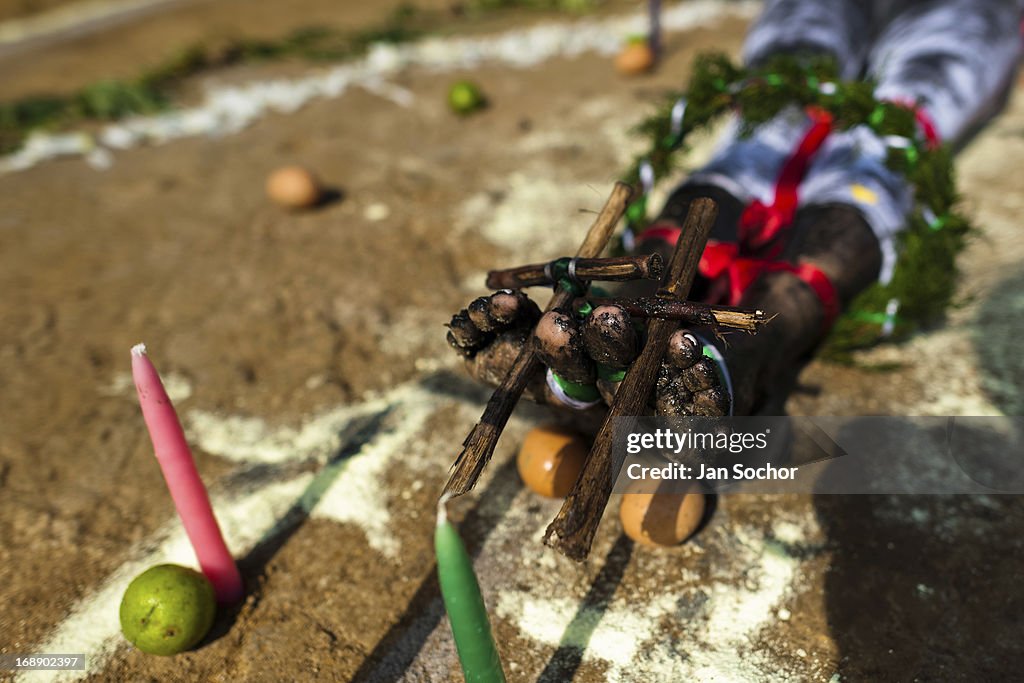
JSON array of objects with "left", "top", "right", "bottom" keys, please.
[{"left": 131, "top": 343, "right": 243, "bottom": 603}]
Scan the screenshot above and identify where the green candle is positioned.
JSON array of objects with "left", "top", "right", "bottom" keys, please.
[{"left": 435, "top": 496, "right": 506, "bottom": 683}]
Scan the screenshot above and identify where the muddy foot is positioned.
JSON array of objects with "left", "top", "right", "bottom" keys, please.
[
  {"left": 655, "top": 329, "right": 733, "bottom": 416},
  {"left": 447, "top": 290, "right": 543, "bottom": 389}
]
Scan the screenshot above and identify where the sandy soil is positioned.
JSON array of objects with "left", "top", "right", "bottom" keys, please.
[
  {"left": 0, "top": 0, "right": 76, "bottom": 23},
  {"left": 0, "top": 0, "right": 648, "bottom": 99},
  {"left": 1, "top": 2, "right": 1022, "bottom": 682}
]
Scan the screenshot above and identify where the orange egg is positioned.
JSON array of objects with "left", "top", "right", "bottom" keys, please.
[
  {"left": 266, "top": 165, "right": 321, "bottom": 209},
  {"left": 516, "top": 425, "right": 588, "bottom": 498},
  {"left": 615, "top": 42, "right": 655, "bottom": 76},
  {"left": 619, "top": 486, "right": 705, "bottom": 547}
]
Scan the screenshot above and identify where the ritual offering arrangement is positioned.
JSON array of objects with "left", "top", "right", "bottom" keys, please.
[
  {"left": 443, "top": 183, "right": 766, "bottom": 561},
  {"left": 266, "top": 165, "right": 322, "bottom": 209},
  {"left": 3, "top": 0, "right": 1018, "bottom": 678},
  {"left": 119, "top": 564, "right": 216, "bottom": 656}
]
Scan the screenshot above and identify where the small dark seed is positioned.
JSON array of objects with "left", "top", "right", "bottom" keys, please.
[
  {"left": 693, "top": 387, "right": 730, "bottom": 416},
  {"left": 534, "top": 310, "right": 595, "bottom": 384},
  {"left": 488, "top": 291, "right": 522, "bottom": 325},
  {"left": 681, "top": 357, "right": 718, "bottom": 392},
  {"left": 447, "top": 310, "right": 485, "bottom": 348},
  {"left": 468, "top": 297, "right": 496, "bottom": 332},
  {"left": 582, "top": 305, "right": 637, "bottom": 368},
  {"left": 666, "top": 329, "right": 701, "bottom": 369},
  {"left": 656, "top": 384, "right": 694, "bottom": 416}
]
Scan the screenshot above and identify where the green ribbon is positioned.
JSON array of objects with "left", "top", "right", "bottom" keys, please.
[
  {"left": 927, "top": 214, "right": 948, "bottom": 231},
  {"left": 597, "top": 364, "right": 626, "bottom": 383},
  {"left": 549, "top": 257, "right": 571, "bottom": 281},
  {"left": 850, "top": 310, "right": 903, "bottom": 326},
  {"left": 904, "top": 145, "right": 919, "bottom": 167},
  {"left": 549, "top": 257, "right": 586, "bottom": 296},
  {"left": 869, "top": 105, "right": 886, "bottom": 127},
  {"left": 700, "top": 344, "right": 729, "bottom": 389},
  {"left": 550, "top": 371, "right": 601, "bottom": 403},
  {"left": 625, "top": 197, "right": 648, "bottom": 225}
]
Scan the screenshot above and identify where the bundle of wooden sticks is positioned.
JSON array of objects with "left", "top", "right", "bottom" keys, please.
[{"left": 442, "top": 182, "right": 766, "bottom": 561}]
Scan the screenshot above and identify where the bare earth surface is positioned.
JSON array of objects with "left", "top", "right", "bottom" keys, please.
[{"left": 1, "top": 2, "right": 1022, "bottom": 682}]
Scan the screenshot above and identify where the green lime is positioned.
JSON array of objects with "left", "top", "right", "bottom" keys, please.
[
  {"left": 119, "top": 564, "right": 216, "bottom": 656},
  {"left": 448, "top": 81, "right": 486, "bottom": 115}
]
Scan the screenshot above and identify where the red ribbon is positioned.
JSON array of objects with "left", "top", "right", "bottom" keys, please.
[
  {"left": 914, "top": 109, "right": 940, "bottom": 150},
  {"left": 886, "top": 98, "right": 941, "bottom": 150},
  {"left": 636, "top": 107, "right": 842, "bottom": 329},
  {"left": 699, "top": 241, "right": 839, "bottom": 327},
  {"left": 635, "top": 224, "right": 682, "bottom": 247},
  {"left": 739, "top": 107, "right": 834, "bottom": 251}
]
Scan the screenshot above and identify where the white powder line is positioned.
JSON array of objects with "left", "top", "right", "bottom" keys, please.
[
  {"left": 186, "top": 400, "right": 389, "bottom": 466},
  {"left": 489, "top": 515, "right": 810, "bottom": 681},
  {"left": 100, "top": 369, "right": 193, "bottom": 403},
  {"left": 22, "top": 376, "right": 468, "bottom": 681},
  {"left": 16, "top": 473, "right": 314, "bottom": 683},
  {"left": 496, "top": 591, "right": 683, "bottom": 673},
  {"left": 0, "top": 0, "right": 759, "bottom": 173},
  {"left": 307, "top": 384, "right": 440, "bottom": 558},
  {"left": 359, "top": 77, "right": 416, "bottom": 108}
]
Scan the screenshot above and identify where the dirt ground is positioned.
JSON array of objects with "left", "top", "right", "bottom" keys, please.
[{"left": 1, "top": 1, "right": 1023, "bottom": 682}]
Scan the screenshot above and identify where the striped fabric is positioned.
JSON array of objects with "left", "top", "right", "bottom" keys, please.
[{"left": 678, "top": 0, "right": 1023, "bottom": 262}]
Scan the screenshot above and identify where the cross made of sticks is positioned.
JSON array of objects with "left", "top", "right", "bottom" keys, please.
[{"left": 443, "top": 182, "right": 768, "bottom": 561}]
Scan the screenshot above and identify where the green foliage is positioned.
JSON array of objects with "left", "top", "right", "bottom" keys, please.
[
  {"left": 75, "top": 81, "right": 167, "bottom": 119},
  {"left": 621, "top": 52, "right": 973, "bottom": 354},
  {"left": 0, "top": 0, "right": 606, "bottom": 154},
  {"left": 0, "top": 5, "right": 425, "bottom": 153}
]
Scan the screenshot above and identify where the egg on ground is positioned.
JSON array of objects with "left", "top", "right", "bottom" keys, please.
[
  {"left": 619, "top": 486, "right": 705, "bottom": 547},
  {"left": 516, "top": 424, "right": 588, "bottom": 498},
  {"left": 615, "top": 40, "right": 655, "bottom": 76},
  {"left": 266, "top": 165, "right": 321, "bottom": 209}
]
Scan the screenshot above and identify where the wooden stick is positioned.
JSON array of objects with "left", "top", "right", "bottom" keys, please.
[
  {"left": 442, "top": 182, "right": 634, "bottom": 498},
  {"left": 485, "top": 254, "right": 663, "bottom": 290},
  {"left": 578, "top": 297, "right": 769, "bottom": 333},
  {"left": 649, "top": 0, "right": 661, "bottom": 58},
  {"left": 544, "top": 197, "right": 718, "bottom": 561}
]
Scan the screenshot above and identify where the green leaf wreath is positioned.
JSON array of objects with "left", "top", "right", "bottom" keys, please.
[{"left": 620, "top": 52, "right": 972, "bottom": 357}]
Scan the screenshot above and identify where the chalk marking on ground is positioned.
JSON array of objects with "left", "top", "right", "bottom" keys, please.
[
  {"left": 455, "top": 94, "right": 724, "bottom": 255},
  {"left": 101, "top": 369, "right": 192, "bottom": 402},
  {"left": 307, "top": 384, "right": 438, "bottom": 558},
  {"left": 0, "top": 0, "right": 759, "bottom": 173},
  {"left": 472, "top": 501, "right": 815, "bottom": 682},
  {"left": 16, "top": 473, "right": 314, "bottom": 683},
  {"left": 457, "top": 170, "right": 613, "bottom": 257},
  {"left": 26, "top": 376, "right": 473, "bottom": 681}
]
